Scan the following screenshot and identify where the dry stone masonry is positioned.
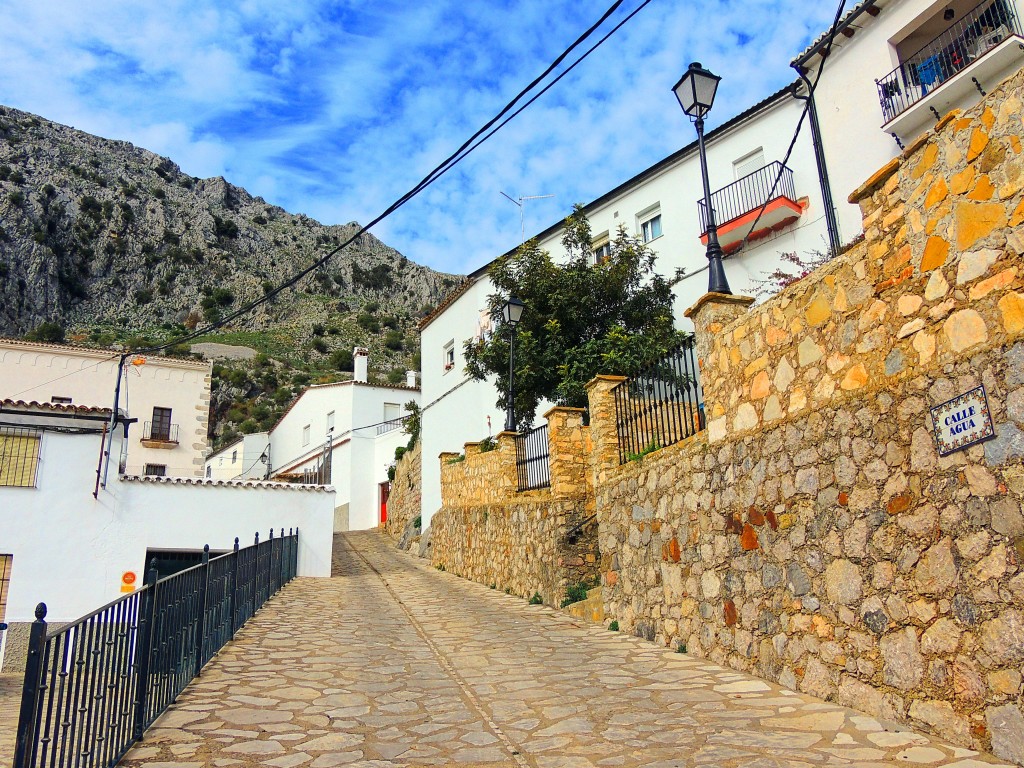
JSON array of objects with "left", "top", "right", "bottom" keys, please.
[
  {"left": 588, "top": 68, "right": 1024, "bottom": 763},
  {"left": 430, "top": 409, "right": 599, "bottom": 606}
]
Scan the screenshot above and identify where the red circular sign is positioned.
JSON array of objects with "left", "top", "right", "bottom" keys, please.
[{"left": 122, "top": 571, "right": 137, "bottom": 586}]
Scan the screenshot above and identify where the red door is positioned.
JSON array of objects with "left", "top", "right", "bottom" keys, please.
[{"left": 379, "top": 482, "right": 390, "bottom": 525}]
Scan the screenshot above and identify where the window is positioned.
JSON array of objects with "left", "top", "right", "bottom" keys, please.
[
  {"left": 640, "top": 214, "right": 662, "bottom": 243},
  {"left": 50, "top": 396, "right": 72, "bottom": 404},
  {"left": 384, "top": 402, "right": 401, "bottom": 421},
  {"left": 734, "top": 148, "right": 766, "bottom": 180},
  {"left": 327, "top": 411, "right": 335, "bottom": 431},
  {"left": 144, "top": 464, "right": 167, "bottom": 477},
  {"left": 205, "top": 466, "right": 211, "bottom": 478},
  {"left": 151, "top": 407, "right": 172, "bottom": 441},
  {"left": 593, "top": 234, "right": 611, "bottom": 264},
  {"left": 443, "top": 341, "right": 455, "bottom": 373},
  {"left": 302, "top": 425, "right": 311, "bottom": 446},
  {"left": 231, "top": 450, "right": 237, "bottom": 464},
  {"left": 0, "top": 427, "right": 41, "bottom": 487},
  {"left": 0, "top": 554, "right": 11, "bottom": 629}
]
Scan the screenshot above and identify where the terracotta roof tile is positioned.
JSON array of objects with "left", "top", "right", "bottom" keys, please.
[{"left": 120, "top": 475, "right": 334, "bottom": 492}]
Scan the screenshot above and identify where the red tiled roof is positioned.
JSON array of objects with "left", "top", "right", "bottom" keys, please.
[
  {"left": 0, "top": 398, "right": 112, "bottom": 416},
  {"left": 0, "top": 337, "right": 210, "bottom": 369},
  {"left": 120, "top": 475, "right": 334, "bottom": 492}
]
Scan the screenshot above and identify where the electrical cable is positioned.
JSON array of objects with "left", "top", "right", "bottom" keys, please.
[
  {"left": 731, "top": 0, "right": 847, "bottom": 255},
  {"left": 5, "top": 352, "right": 121, "bottom": 401},
  {"left": 138, "top": 0, "right": 644, "bottom": 354}
]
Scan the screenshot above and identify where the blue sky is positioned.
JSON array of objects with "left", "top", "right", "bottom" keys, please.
[{"left": 0, "top": 1, "right": 839, "bottom": 276}]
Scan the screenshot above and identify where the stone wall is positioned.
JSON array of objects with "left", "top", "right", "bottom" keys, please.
[
  {"left": 384, "top": 441, "right": 421, "bottom": 539},
  {"left": 431, "top": 407, "right": 600, "bottom": 606},
  {"left": 589, "top": 69, "right": 1024, "bottom": 763}
]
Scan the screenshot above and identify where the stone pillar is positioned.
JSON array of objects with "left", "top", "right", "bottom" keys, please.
[
  {"left": 585, "top": 376, "right": 626, "bottom": 488},
  {"left": 543, "top": 406, "right": 589, "bottom": 500},
  {"left": 684, "top": 292, "right": 755, "bottom": 444}
]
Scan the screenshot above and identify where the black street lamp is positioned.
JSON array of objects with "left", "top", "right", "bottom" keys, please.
[
  {"left": 501, "top": 296, "right": 525, "bottom": 432},
  {"left": 673, "top": 61, "right": 732, "bottom": 295}
]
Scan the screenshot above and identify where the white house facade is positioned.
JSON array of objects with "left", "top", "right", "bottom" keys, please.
[
  {"left": 417, "top": 82, "right": 834, "bottom": 530},
  {"left": 0, "top": 338, "right": 212, "bottom": 477},
  {"left": 205, "top": 348, "right": 420, "bottom": 533},
  {"left": 0, "top": 399, "right": 335, "bottom": 672},
  {"left": 794, "top": 0, "right": 1024, "bottom": 242}
]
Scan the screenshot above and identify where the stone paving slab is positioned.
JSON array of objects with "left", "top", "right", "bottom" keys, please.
[
  {"left": 0, "top": 672, "right": 21, "bottom": 767},
  {"left": 117, "top": 531, "right": 1017, "bottom": 768}
]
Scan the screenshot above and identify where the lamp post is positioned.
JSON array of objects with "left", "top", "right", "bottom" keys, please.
[
  {"left": 501, "top": 296, "right": 525, "bottom": 432},
  {"left": 673, "top": 61, "right": 731, "bottom": 295}
]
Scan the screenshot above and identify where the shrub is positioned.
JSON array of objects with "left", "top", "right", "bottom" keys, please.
[
  {"left": 25, "top": 321, "right": 66, "bottom": 343},
  {"left": 560, "top": 582, "right": 591, "bottom": 608},
  {"left": 329, "top": 348, "right": 353, "bottom": 371},
  {"left": 310, "top": 337, "right": 328, "bottom": 354},
  {"left": 384, "top": 330, "right": 403, "bottom": 351},
  {"left": 134, "top": 288, "right": 154, "bottom": 304},
  {"left": 413, "top": 515, "right": 421, "bottom": 528},
  {"left": 608, "top": 620, "right": 619, "bottom": 631},
  {"left": 528, "top": 593, "right": 543, "bottom": 605}
]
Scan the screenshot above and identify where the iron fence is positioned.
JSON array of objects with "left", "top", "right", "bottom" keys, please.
[
  {"left": 876, "top": 0, "right": 1020, "bottom": 122},
  {"left": 612, "top": 337, "right": 704, "bottom": 465},
  {"left": 697, "top": 161, "right": 796, "bottom": 234},
  {"left": 376, "top": 418, "right": 404, "bottom": 435},
  {"left": 142, "top": 421, "right": 178, "bottom": 443},
  {"left": 515, "top": 424, "right": 551, "bottom": 492},
  {"left": 14, "top": 528, "right": 299, "bottom": 768}
]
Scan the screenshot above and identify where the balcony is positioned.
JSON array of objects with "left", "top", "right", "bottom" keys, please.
[
  {"left": 376, "top": 418, "right": 405, "bottom": 435},
  {"left": 877, "top": 0, "right": 1024, "bottom": 134},
  {"left": 141, "top": 421, "right": 179, "bottom": 448},
  {"left": 697, "top": 161, "right": 803, "bottom": 253}
]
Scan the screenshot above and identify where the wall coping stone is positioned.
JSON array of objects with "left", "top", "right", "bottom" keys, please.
[{"left": 683, "top": 291, "right": 755, "bottom": 320}]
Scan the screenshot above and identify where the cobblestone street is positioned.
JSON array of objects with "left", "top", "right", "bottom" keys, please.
[{"left": 8, "top": 530, "right": 1005, "bottom": 767}]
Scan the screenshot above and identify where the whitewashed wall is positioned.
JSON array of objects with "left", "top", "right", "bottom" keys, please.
[
  {"left": 0, "top": 340, "right": 211, "bottom": 477},
  {"left": 0, "top": 427, "right": 335, "bottom": 671},
  {"left": 535, "top": 93, "right": 829, "bottom": 323},
  {"left": 804, "top": 0, "right": 1024, "bottom": 243},
  {"left": 206, "top": 432, "right": 270, "bottom": 480}
]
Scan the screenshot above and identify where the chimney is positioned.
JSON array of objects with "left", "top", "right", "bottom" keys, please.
[
  {"left": 406, "top": 370, "right": 417, "bottom": 388},
  {"left": 354, "top": 347, "right": 369, "bottom": 383}
]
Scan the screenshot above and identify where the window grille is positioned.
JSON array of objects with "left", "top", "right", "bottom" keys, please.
[
  {"left": 144, "top": 463, "right": 167, "bottom": 477},
  {"left": 0, "top": 427, "right": 41, "bottom": 487}
]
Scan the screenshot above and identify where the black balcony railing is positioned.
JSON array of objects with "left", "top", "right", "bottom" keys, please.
[
  {"left": 376, "top": 418, "right": 404, "bottom": 435},
  {"left": 142, "top": 421, "right": 178, "bottom": 443},
  {"left": 515, "top": 424, "right": 551, "bottom": 492},
  {"left": 697, "top": 161, "right": 796, "bottom": 235},
  {"left": 13, "top": 528, "right": 299, "bottom": 768},
  {"left": 612, "top": 337, "right": 704, "bottom": 465},
  {"left": 876, "top": 0, "right": 1021, "bottom": 123}
]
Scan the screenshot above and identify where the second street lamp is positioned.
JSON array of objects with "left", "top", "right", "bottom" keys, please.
[
  {"left": 501, "top": 296, "right": 526, "bottom": 432},
  {"left": 673, "top": 61, "right": 732, "bottom": 296}
]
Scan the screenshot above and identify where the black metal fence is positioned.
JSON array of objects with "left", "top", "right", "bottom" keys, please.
[
  {"left": 14, "top": 528, "right": 299, "bottom": 768},
  {"left": 515, "top": 424, "right": 551, "bottom": 492},
  {"left": 142, "top": 421, "right": 179, "bottom": 443},
  {"left": 876, "top": 0, "right": 1020, "bottom": 122},
  {"left": 697, "top": 161, "right": 796, "bottom": 234},
  {"left": 612, "top": 338, "right": 704, "bottom": 465}
]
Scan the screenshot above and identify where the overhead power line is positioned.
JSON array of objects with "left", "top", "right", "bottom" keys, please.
[
  {"left": 734, "top": 0, "right": 847, "bottom": 254},
  {"left": 141, "top": 0, "right": 646, "bottom": 355}
]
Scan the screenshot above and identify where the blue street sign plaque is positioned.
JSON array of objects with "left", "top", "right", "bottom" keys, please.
[{"left": 930, "top": 385, "right": 995, "bottom": 456}]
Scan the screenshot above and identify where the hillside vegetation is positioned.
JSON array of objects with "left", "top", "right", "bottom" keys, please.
[{"left": 0, "top": 105, "right": 459, "bottom": 445}]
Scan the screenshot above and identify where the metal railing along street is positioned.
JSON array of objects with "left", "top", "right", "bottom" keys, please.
[
  {"left": 13, "top": 528, "right": 299, "bottom": 768},
  {"left": 142, "top": 421, "right": 179, "bottom": 443},
  {"left": 876, "top": 0, "right": 1021, "bottom": 122},
  {"left": 697, "top": 161, "right": 796, "bottom": 235},
  {"left": 515, "top": 424, "right": 551, "bottom": 492},
  {"left": 612, "top": 337, "right": 705, "bottom": 465}
]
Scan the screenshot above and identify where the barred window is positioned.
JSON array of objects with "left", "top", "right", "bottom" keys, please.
[{"left": 0, "top": 427, "right": 41, "bottom": 487}]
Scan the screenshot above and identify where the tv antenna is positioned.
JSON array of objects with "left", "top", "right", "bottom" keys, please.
[{"left": 500, "top": 191, "right": 554, "bottom": 245}]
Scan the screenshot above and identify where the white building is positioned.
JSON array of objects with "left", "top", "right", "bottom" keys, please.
[
  {"left": 0, "top": 338, "right": 212, "bottom": 477},
  {"left": 417, "top": 82, "right": 835, "bottom": 530},
  {"left": 205, "top": 348, "right": 420, "bottom": 532},
  {"left": 0, "top": 399, "right": 335, "bottom": 672},
  {"left": 794, "top": 0, "right": 1024, "bottom": 242}
]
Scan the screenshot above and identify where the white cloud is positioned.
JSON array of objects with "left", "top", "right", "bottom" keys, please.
[{"left": 0, "top": 0, "right": 841, "bottom": 276}]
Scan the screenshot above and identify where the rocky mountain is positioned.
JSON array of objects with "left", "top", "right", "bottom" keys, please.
[{"left": 0, "top": 104, "right": 459, "bottom": 354}]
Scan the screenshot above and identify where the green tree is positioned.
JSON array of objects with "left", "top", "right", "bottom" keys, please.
[
  {"left": 464, "top": 205, "right": 685, "bottom": 428},
  {"left": 25, "top": 321, "right": 66, "bottom": 343}
]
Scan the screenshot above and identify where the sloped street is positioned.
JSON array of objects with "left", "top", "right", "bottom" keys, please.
[{"left": 98, "top": 531, "right": 1015, "bottom": 767}]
